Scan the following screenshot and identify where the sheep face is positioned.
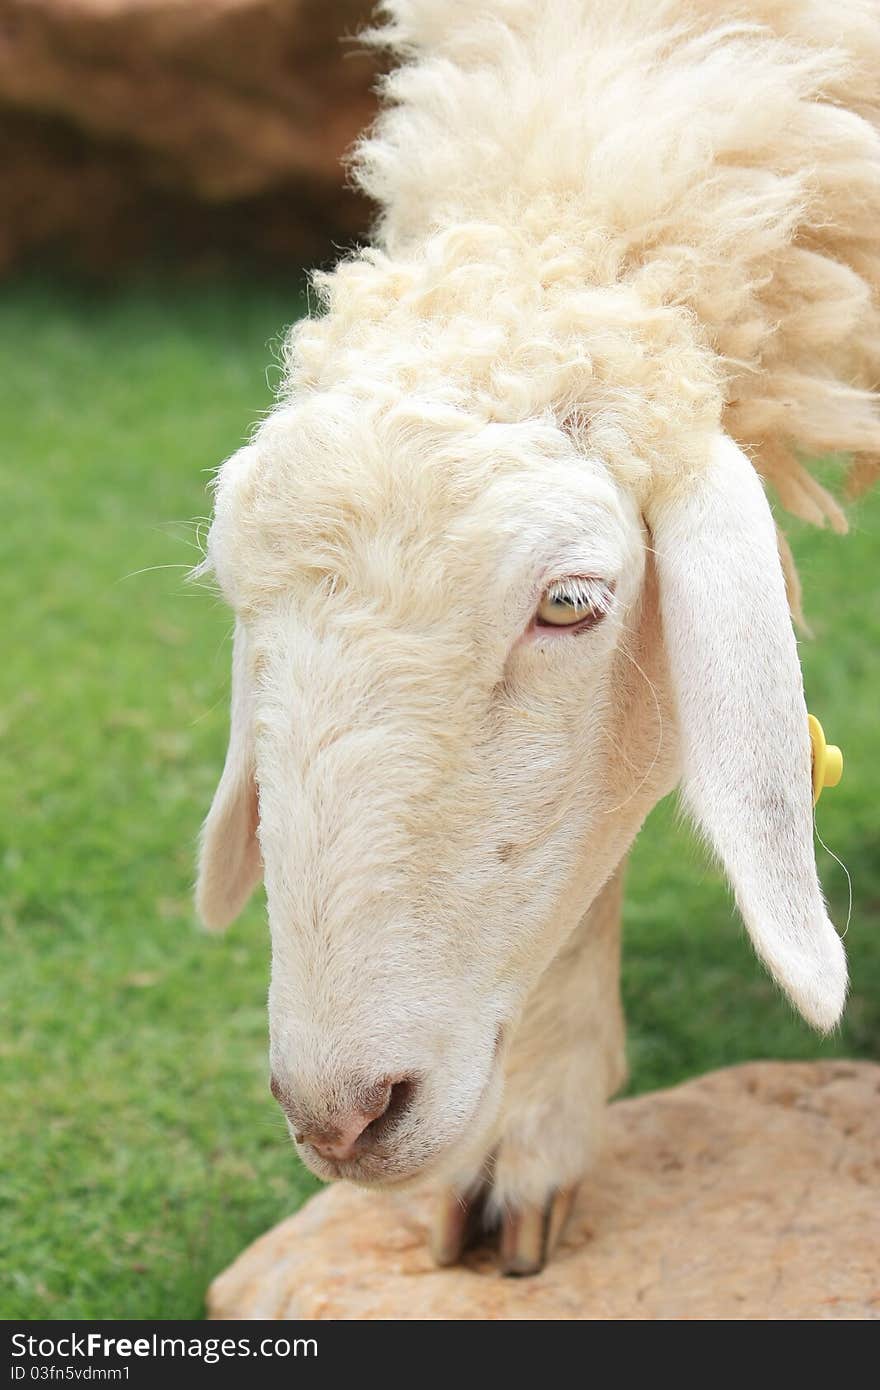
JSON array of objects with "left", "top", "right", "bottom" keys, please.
[
  {"left": 197, "top": 398, "right": 676, "bottom": 1185},
  {"left": 198, "top": 401, "right": 849, "bottom": 1184}
]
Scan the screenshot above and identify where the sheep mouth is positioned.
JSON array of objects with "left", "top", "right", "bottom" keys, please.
[
  {"left": 307, "top": 1148, "right": 432, "bottom": 1188},
  {"left": 296, "top": 1043, "right": 506, "bottom": 1189}
]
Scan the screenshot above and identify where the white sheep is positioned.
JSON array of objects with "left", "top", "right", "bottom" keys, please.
[{"left": 195, "top": 0, "right": 880, "bottom": 1275}]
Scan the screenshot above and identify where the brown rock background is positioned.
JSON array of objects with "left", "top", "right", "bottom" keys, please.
[
  {"left": 0, "top": 0, "right": 380, "bottom": 275},
  {"left": 208, "top": 1062, "right": 880, "bottom": 1320}
]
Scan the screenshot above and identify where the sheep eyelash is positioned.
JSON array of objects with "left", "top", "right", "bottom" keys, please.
[{"left": 544, "top": 576, "right": 614, "bottom": 616}]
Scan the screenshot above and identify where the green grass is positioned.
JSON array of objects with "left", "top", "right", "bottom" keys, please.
[{"left": 0, "top": 279, "right": 877, "bottom": 1320}]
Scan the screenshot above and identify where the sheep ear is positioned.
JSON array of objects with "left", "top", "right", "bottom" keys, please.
[
  {"left": 647, "top": 435, "right": 847, "bottom": 1031},
  {"left": 196, "top": 620, "right": 262, "bottom": 930}
]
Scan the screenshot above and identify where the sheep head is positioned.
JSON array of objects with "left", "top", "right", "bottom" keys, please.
[{"left": 196, "top": 394, "right": 846, "bottom": 1187}]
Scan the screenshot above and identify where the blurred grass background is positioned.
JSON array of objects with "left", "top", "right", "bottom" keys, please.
[{"left": 0, "top": 278, "right": 877, "bottom": 1319}]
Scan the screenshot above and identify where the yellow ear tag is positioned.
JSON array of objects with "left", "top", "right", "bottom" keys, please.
[{"left": 808, "top": 713, "right": 843, "bottom": 806}]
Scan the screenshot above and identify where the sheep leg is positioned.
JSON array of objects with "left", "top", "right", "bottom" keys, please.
[
  {"left": 431, "top": 860, "right": 627, "bottom": 1274},
  {"left": 431, "top": 1178, "right": 577, "bottom": 1275},
  {"left": 493, "top": 861, "right": 627, "bottom": 1274},
  {"left": 429, "top": 1180, "right": 489, "bottom": 1267},
  {"left": 498, "top": 1184, "right": 578, "bottom": 1276}
]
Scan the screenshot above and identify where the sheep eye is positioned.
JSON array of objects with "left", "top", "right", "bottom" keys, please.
[{"left": 535, "top": 577, "right": 613, "bottom": 630}]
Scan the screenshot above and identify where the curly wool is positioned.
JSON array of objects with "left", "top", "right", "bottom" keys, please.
[{"left": 284, "top": 0, "right": 879, "bottom": 553}]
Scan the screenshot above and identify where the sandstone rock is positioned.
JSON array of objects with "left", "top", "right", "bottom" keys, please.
[
  {"left": 0, "top": 1, "right": 378, "bottom": 273},
  {"left": 208, "top": 1061, "right": 880, "bottom": 1320}
]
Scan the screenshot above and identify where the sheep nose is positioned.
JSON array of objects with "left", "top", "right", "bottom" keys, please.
[{"left": 274, "top": 1076, "right": 416, "bottom": 1163}]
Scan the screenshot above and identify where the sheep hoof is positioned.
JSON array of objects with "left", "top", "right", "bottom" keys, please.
[
  {"left": 429, "top": 1183, "right": 487, "bottom": 1267},
  {"left": 431, "top": 1182, "right": 578, "bottom": 1274},
  {"left": 498, "top": 1186, "right": 578, "bottom": 1277}
]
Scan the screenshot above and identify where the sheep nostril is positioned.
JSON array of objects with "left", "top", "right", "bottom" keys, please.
[
  {"left": 386, "top": 1077, "right": 415, "bottom": 1124},
  {"left": 361, "top": 1076, "right": 415, "bottom": 1145},
  {"left": 273, "top": 1073, "right": 420, "bottom": 1163}
]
